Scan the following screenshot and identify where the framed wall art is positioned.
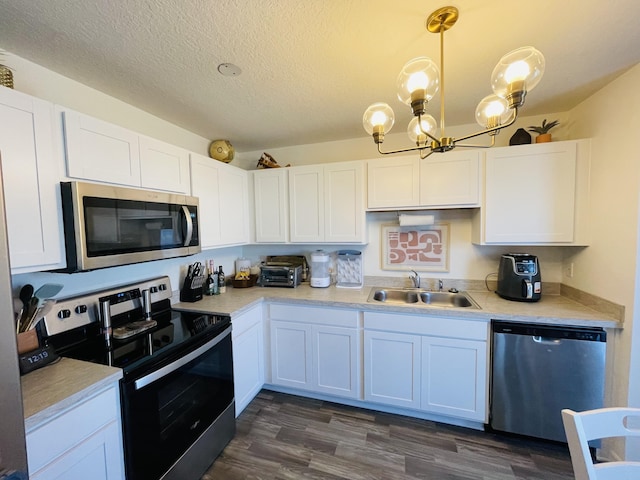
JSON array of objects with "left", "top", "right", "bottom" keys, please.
[{"left": 381, "top": 223, "right": 449, "bottom": 272}]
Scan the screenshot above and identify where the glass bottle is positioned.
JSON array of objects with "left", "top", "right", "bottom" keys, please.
[
  {"left": 218, "top": 266, "right": 226, "bottom": 293},
  {"left": 204, "top": 262, "right": 215, "bottom": 296}
]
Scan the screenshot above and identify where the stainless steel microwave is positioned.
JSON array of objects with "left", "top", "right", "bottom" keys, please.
[{"left": 60, "top": 181, "right": 200, "bottom": 272}]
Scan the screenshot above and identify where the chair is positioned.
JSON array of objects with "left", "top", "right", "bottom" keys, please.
[{"left": 562, "top": 407, "right": 640, "bottom": 480}]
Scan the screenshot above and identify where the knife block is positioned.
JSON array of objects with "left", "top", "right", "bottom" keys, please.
[{"left": 180, "top": 274, "right": 205, "bottom": 302}]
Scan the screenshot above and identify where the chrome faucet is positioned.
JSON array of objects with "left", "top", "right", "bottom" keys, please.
[
  {"left": 438, "top": 279, "right": 443, "bottom": 292},
  {"left": 409, "top": 270, "right": 420, "bottom": 288}
]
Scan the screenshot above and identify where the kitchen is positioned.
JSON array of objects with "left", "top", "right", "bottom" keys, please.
[{"left": 0, "top": 1, "right": 639, "bottom": 479}]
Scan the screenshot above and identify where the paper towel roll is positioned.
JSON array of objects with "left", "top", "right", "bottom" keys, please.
[{"left": 398, "top": 214, "right": 435, "bottom": 227}]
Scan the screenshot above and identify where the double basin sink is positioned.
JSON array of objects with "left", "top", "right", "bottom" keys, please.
[{"left": 367, "top": 287, "right": 480, "bottom": 309}]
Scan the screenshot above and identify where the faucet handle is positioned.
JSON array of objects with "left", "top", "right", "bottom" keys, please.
[{"left": 409, "top": 270, "right": 420, "bottom": 288}]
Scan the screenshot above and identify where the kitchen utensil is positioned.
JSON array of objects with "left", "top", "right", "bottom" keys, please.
[
  {"left": 33, "top": 283, "right": 64, "bottom": 307},
  {"left": 24, "top": 299, "right": 56, "bottom": 332},
  {"left": 18, "top": 284, "right": 34, "bottom": 325},
  {"left": 19, "top": 297, "right": 39, "bottom": 333}
]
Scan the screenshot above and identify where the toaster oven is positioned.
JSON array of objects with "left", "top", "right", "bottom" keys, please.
[{"left": 259, "top": 264, "right": 302, "bottom": 287}]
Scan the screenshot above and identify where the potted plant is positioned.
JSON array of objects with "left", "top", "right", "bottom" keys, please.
[
  {"left": 528, "top": 119, "right": 559, "bottom": 143},
  {"left": 0, "top": 49, "right": 14, "bottom": 89}
]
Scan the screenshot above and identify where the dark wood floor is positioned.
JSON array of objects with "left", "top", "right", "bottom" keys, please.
[{"left": 202, "top": 390, "right": 575, "bottom": 480}]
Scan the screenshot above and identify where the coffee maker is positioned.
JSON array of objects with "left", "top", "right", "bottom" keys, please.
[{"left": 496, "top": 253, "right": 541, "bottom": 302}]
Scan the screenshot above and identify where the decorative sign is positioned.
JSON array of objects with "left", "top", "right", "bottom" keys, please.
[{"left": 381, "top": 223, "right": 449, "bottom": 272}]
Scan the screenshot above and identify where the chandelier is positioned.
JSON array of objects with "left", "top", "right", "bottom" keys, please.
[{"left": 362, "top": 6, "right": 545, "bottom": 158}]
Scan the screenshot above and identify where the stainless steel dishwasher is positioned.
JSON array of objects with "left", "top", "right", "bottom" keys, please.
[{"left": 490, "top": 321, "right": 607, "bottom": 442}]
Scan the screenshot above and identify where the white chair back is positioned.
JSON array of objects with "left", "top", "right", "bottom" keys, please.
[{"left": 562, "top": 407, "right": 640, "bottom": 480}]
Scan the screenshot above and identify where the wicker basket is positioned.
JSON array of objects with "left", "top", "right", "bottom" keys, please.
[{"left": 0, "top": 65, "right": 14, "bottom": 89}]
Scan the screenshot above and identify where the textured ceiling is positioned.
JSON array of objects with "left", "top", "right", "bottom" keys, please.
[{"left": 1, "top": 0, "right": 639, "bottom": 152}]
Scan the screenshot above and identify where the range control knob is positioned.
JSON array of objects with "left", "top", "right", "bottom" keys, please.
[
  {"left": 75, "top": 305, "right": 88, "bottom": 314},
  {"left": 150, "top": 286, "right": 158, "bottom": 293},
  {"left": 158, "top": 283, "right": 167, "bottom": 291},
  {"left": 58, "top": 309, "right": 71, "bottom": 319}
]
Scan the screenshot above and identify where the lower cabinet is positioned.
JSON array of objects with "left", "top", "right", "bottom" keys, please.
[
  {"left": 363, "top": 312, "right": 488, "bottom": 422},
  {"left": 269, "top": 304, "right": 361, "bottom": 400},
  {"left": 232, "top": 305, "right": 265, "bottom": 416},
  {"left": 26, "top": 384, "right": 125, "bottom": 480}
]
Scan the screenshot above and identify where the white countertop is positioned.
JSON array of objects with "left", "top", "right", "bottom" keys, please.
[
  {"left": 22, "top": 357, "right": 122, "bottom": 431},
  {"left": 172, "top": 284, "right": 621, "bottom": 329}
]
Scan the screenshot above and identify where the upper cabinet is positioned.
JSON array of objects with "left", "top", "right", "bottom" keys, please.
[
  {"left": 253, "top": 169, "right": 289, "bottom": 243},
  {"left": 367, "top": 151, "right": 480, "bottom": 210},
  {"left": 367, "top": 156, "right": 420, "bottom": 209},
  {"left": 289, "top": 161, "right": 366, "bottom": 244},
  {"left": 62, "top": 109, "right": 190, "bottom": 193},
  {"left": 190, "top": 153, "right": 249, "bottom": 249},
  {"left": 0, "top": 87, "right": 65, "bottom": 273},
  {"left": 138, "top": 135, "right": 190, "bottom": 193},
  {"left": 472, "top": 139, "right": 590, "bottom": 245},
  {"left": 419, "top": 150, "right": 480, "bottom": 207}
]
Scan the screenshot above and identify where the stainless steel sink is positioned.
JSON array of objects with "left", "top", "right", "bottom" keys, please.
[{"left": 367, "top": 287, "right": 480, "bottom": 309}]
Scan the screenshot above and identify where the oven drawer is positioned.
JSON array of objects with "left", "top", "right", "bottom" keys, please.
[{"left": 26, "top": 385, "right": 121, "bottom": 474}]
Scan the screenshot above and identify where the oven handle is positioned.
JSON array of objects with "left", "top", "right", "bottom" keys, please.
[{"left": 134, "top": 325, "right": 231, "bottom": 390}]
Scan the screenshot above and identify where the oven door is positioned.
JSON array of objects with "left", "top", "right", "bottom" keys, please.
[{"left": 121, "top": 326, "right": 234, "bottom": 480}]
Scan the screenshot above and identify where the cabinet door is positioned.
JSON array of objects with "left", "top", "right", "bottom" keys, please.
[
  {"left": 233, "top": 306, "right": 265, "bottom": 416},
  {"left": 62, "top": 109, "right": 141, "bottom": 186},
  {"left": 419, "top": 150, "right": 480, "bottom": 207},
  {"left": 363, "top": 330, "right": 421, "bottom": 409},
  {"left": 218, "top": 162, "right": 249, "bottom": 245},
  {"left": 289, "top": 165, "right": 324, "bottom": 242},
  {"left": 253, "top": 169, "right": 289, "bottom": 242},
  {"left": 324, "top": 161, "right": 366, "bottom": 243},
  {"left": 0, "top": 88, "right": 64, "bottom": 273},
  {"left": 312, "top": 325, "right": 360, "bottom": 399},
  {"left": 270, "top": 320, "right": 313, "bottom": 390},
  {"left": 421, "top": 336, "right": 487, "bottom": 422},
  {"left": 139, "top": 135, "right": 190, "bottom": 193},
  {"left": 29, "top": 421, "right": 124, "bottom": 480},
  {"left": 191, "top": 153, "right": 249, "bottom": 247},
  {"left": 483, "top": 141, "right": 577, "bottom": 243},
  {"left": 190, "top": 153, "right": 222, "bottom": 248},
  {"left": 367, "top": 156, "right": 420, "bottom": 209}
]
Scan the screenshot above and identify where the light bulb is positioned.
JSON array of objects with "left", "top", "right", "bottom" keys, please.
[
  {"left": 396, "top": 57, "right": 439, "bottom": 115},
  {"left": 475, "top": 94, "right": 511, "bottom": 129},
  {"left": 491, "top": 46, "right": 545, "bottom": 108},
  {"left": 362, "top": 103, "right": 395, "bottom": 143},
  {"left": 407, "top": 115, "right": 437, "bottom": 146}
]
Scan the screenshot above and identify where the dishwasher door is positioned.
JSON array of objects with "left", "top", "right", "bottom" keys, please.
[{"left": 491, "top": 321, "right": 606, "bottom": 442}]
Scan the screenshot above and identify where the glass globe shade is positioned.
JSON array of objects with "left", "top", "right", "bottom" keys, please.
[
  {"left": 362, "top": 103, "right": 395, "bottom": 135},
  {"left": 491, "top": 46, "right": 545, "bottom": 100},
  {"left": 475, "top": 95, "right": 511, "bottom": 128},
  {"left": 407, "top": 115, "right": 437, "bottom": 145},
  {"left": 396, "top": 57, "right": 440, "bottom": 107}
]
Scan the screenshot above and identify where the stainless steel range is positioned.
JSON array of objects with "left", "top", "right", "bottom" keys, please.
[{"left": 40, "top": 276, "right": 235, "bottom": 480}]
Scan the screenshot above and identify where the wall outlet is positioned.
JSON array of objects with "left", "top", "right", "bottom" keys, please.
[{"left": 565, "top": 262, "right": 574, "bottom": 278}]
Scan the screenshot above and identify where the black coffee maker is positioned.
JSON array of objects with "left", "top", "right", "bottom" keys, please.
[{"left": 496, "top": 253, "right": 541, "bottom": 302}]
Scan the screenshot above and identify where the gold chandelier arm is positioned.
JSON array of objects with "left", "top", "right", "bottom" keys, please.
[
  {"left": 420, "top": 148, "right": 435, "bottom": 159},
  {"left": 454, "top": 108, "right": 518, "bottom": 144},
  {"left": 418, "top": 114, "right": 441, "bottom": 144},
  {"left": 377, "top": 143, "right": 431, "bottom": 156},
  {"left": 452, "top": 135, "right": 496, "bottom": 149}
]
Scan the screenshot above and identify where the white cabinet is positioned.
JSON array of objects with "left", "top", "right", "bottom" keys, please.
[
  {"left": 289, "top": 161, "right": 366, "bottom": 243},
  {"left": 26, "top": 384, "right": 125, "bottom": 480},
  {"left": 232, "top": 305, "right": 265, "bottom": 416},
  {"left": 62, "top": 109, "right": 141, "bottom": 187},
  {"left": 62, "top": 109, "right": 190, "bottom": 193},
  {"left": 363, "top": 330, "right": 421, "bottom": 409},
  {"left": 190, "top": 152, "right": 249, "bottom": 248},
  {"left": 268, "top": 304, "right": 361, "bottom": 400},
  {"left": 421, "top": 336, "right": 487, "bottom": 421},
  {"left": 367, "top": 151, "right": 480, "bottom": 210},
  {"left": 139, "top": 135, "right": 190, "bottom": 193},
  {"left": 363, "top": 311, "right": 488, "bottom": 422},
  {"left": 472, "top": 139, "right": 590, "bottom": 245},
  {"left": 419, "top": 150, "right": 480, "bottom": 207},
  {"left": 0, "top": 87, "right": 65, "bottom": 273},
  {"left": 253, "top": 168, "right": 289, "bottom": 243},
  {"left": 367, "top": 156, "right": 420, "bottom": 209}
]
